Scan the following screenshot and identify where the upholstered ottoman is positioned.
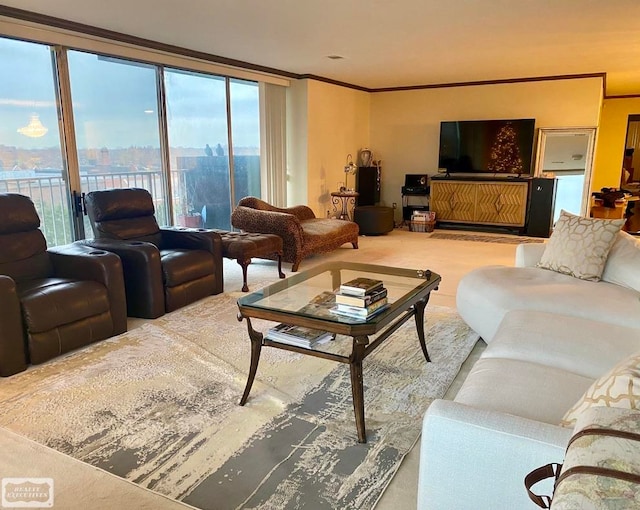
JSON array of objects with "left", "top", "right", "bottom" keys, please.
[
  {"left": 213, "top": 231, "right": 285, "bottom": 292},
  {"left": 353, "top": 206, "right": 394, "bottom": 235}
]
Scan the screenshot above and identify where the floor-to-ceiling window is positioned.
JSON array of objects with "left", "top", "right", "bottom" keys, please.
[
  {"left": 0, "top": 33, "right": 268, "bottom": 245},
  {"left": 164, "top": 68, "right": 232, "bottom": 229},
  {"left": 66, "top": 51, "right": 168, "bottom": 232},
  {"left": 164, "top": 71, "right": 262, "bottom": 231},
  {"left": 229, "top": 79, "right": 261, "bottom": 207},
  {"left": 0, "top": 37, "right": 73, "bottom": 246}
]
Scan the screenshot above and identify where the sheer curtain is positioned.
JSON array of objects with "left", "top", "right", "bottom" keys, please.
[{"left": 260, "top": 82, "right": 287, "bottom": 206}]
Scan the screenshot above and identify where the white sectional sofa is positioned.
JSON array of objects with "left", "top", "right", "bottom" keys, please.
[{"left": 418, "top": 231, "right": 640, "bottom": 510}]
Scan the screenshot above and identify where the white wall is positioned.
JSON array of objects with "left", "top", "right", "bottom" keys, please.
[
  {"left": 290, "top": 79, "right": 370, "bottom": 217},
  {"left": 369, "top": 78, "right": 603, "bottom": 215}
]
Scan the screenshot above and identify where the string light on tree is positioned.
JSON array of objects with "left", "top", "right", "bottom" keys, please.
[{"left": 488, "top": 123, "right": 523, "bottom": 173}]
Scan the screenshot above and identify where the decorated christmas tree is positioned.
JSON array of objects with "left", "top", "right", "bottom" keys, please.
[{"left": 488, "top": 123, "right": 524, "bottom": 173}]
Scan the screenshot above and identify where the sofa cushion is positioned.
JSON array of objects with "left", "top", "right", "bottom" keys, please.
[
  {"left": 560, "top": 350, "right": 640, "bottom": 428},
  {"left": 455, "top": 357, "right": 594, "bottom": 425},
  {"left": 601, "top": 231, "right": 640, "bottom": 293},
  {"left": 537, "top": 210, "right": 624, "bottom": 281},
  {"left": 301, "top": 218, "right": 359, "bottom": 253},
  {"left": 456, "top": 265, "right": 640, "bottom": 343},
  {"left": 484, "top": 310, "right": 640, "bottom": 380},
  {"left": 18, "top": 278, "right": 110, "bottom": 333}
]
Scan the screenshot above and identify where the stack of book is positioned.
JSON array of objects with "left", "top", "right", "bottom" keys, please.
[
  {"left": 331, "top": 277, "right": 389, "bottom": 320},
  {"left": 265, "top": 323, "right": 335, "bottom": 348}
]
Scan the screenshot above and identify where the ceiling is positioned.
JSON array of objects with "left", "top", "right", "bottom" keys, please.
[{"left": 2, "top": 1, "right": 640, "bottom": 96}]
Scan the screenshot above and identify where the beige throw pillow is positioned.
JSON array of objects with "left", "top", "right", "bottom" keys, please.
[
  {"left": 537, "top": 210, "right": 625, "bottom": 281},
  {"left": 560, "top": 351, "right": 640, "bottom": 428},
  {"left": 601, "top": 230, "right": 640, "bottom": 293}
]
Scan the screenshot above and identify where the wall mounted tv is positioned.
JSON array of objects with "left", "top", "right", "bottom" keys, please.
[{"left": 438, "top": 118, "right": 536, "bottom": 176}]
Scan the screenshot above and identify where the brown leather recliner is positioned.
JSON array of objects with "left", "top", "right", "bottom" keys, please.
[
  {"left": 84, "top": 188, "right": 224, "bottom": 319},
  {"left": 0, "top": 193, "right": 127, "bottom": 377}
]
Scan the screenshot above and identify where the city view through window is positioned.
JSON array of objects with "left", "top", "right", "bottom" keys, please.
[{"left": 0, "top": 37, "right": 261, "bottom": 245}]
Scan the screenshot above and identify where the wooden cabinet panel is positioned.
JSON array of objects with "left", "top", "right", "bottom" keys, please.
[
  {"left": 430, "top": 181, "right": 476, "bottom": 222},
  {"left": 475, "top": 182, "right": 528, "bottom": 226},
  {"left": 431, "top": 179, "right": 529, "bottom": 227}
]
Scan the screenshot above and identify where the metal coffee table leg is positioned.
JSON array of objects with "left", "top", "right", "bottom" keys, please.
[
  {"left": 238, "top": 315, "right": 262, "bottom": 405},
  {"left": 413, "top": 295, "right": 431, "bottom": 362},
  {"left": 350, "top": 336, "right": 368, "bottom": 443}
]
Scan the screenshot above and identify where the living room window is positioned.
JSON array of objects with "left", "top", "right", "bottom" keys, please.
[
  {"left": 66, "top": 50, "right": 169, "bottom": 231},
  {"left": 0, "top": 37, "right": 74, "bottom": 246},
  {"left": 164, "top": 69, "right": 261, "bottom": 231},
  {"left": 0, "top": 32, "right": 280, "bottom": 243}
]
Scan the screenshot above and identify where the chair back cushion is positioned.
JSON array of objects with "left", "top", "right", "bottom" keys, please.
[
  {"left": 85, "top": 188, "right": 162, "bottom": 245},
  {"left": 0, "top": 193, "right": 53, "bottom": 282}
]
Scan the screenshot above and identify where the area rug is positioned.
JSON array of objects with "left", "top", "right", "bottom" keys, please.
[
  {"left": 0, "top": 295, "right": 478, "bottom": 510},
  {"left": 429, "top": 232, "right": 545, "bottom": 244}
]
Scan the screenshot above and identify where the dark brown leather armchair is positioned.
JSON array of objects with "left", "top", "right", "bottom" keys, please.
[
  {"left": 84, "top": 188, "right": 223, "bottom": 318},
  {"left": 0, "top": 193, "right": 127, "bottom": 376}
]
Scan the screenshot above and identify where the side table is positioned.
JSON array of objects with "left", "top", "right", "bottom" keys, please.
[{"left": 331, "top": 190, "right": 359, "bottom": 220}]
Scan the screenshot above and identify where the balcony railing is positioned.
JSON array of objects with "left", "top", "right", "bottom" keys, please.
[
  {"left": 0, "top": 169, "right": 188, "bottom": 247},
  {"left": 1, "top": 155, "right": 260, "bottom": 247}
]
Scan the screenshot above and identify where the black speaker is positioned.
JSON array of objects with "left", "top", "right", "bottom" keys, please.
[
  {"left": 527, "top": 178, "right": 557, "bottom": 238},
  {"left": 356, "top": 166, "right": 381, "bottom": 206}
]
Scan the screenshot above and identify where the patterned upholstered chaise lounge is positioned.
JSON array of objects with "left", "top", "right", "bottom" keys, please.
[{"left": 231, "top": 197, "right": 359, "bottom": 272}]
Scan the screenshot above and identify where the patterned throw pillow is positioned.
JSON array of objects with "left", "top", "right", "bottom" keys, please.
[
  {"left": 537, "top": 210, "right": 625, "bottom": 281},
  {"left": 601, "top": 231, "right": 640, "bottom": 293},
  {"left": 560, "top": 351, "right": 640, "bottom": 428}
]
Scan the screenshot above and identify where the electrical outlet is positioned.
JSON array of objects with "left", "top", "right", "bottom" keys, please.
[{"left": 392, "top": 202, "right": 397, "bottom": 209}]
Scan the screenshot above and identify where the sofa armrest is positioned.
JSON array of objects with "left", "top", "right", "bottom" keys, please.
[
  {"left": 48, "top": 243, "right": 128, "bottom": 335},
  {"left": 286, "top": 205, "right": 316, "bottom": 221},
  {"left": 82, "top": 239, "right": 165, "bottom": 319},
  {"left": 418, "top": 399, "right": 571, "bottom": 510},
  {"left": 515, "top": 242, "right": 546, "bottom": 268},
  {"left": 160, "top": 228, "right": 222, "bottom": 255},
  {"left": 0, "top": 275, "right": 28, "bottom": 376},
  {"left": 232, "top": 206, "right": 305, "bottom": 242}
]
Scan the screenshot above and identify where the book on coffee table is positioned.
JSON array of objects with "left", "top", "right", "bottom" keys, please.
[
  {"left": 339, "top": 277, "right": 384, "bottom": 297},
  {"left": 332, "top": 298, "right": 389, "bottom": 318},
  {"left": 329, "top": 302, "right": 390, "bottom": 321},
  {"left": 296, "top": 291, "right": 336, "bottom": 318},
  {"left": 335, "top": 287, "right": 388, "bottom": 307},
  {"left": 265, "top": 323, "right": 335, "bottom": 348}
]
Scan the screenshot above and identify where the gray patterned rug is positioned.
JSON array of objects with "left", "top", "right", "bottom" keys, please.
[
  {"left": 429, "top": 232, "right": 545, "bottom": 244},
  {"left": 0, "top": 295, "right": 478, "bottom": 510}
]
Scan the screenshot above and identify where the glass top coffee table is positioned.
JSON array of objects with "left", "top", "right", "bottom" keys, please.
[{"left": 236, "top": 261, "right": 441, "bottom": 443}]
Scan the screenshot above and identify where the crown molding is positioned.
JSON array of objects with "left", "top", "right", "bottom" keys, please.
[{"left": 0, "top": 5, "right": 616, "bottom": 96}]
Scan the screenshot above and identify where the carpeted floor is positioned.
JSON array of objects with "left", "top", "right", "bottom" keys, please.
[
  {"left": 0, "top": 294, "right": 477, "bottom": 510},
  {"left": 429, "top": 232, "right": 545, "bottom": 244}
]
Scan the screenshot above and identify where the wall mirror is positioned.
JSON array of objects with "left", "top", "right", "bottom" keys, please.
[
  {"left": 535, "top": 127, "right": 596, "bottom": 221},
  {"left": 622, "top": 115, "right": 640, "bottom": 234},
  {"left": 622, "top": 114, "right": 640, "bottom": 187}
]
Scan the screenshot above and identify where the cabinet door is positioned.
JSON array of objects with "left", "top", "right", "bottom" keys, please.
[
  {"left": 475, "top": 182, "right": 528, "bottom": 226},
  {"left": 431, "top": 182, "right": 476, "bottom": 222}
]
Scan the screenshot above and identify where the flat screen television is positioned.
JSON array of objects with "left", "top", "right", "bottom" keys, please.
[{"left": 438, "top": 118, "right": 536, "bottom": 176}]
